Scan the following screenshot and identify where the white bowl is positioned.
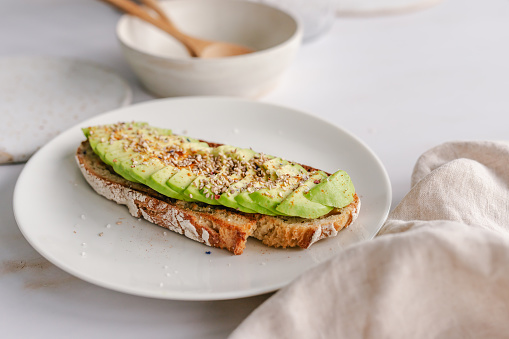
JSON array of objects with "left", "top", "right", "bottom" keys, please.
[{"left": 117, "top": 0, "right": 302, "bottom": 98}]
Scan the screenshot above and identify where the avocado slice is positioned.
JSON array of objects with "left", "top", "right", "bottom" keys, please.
[
  {"left": 85, "top": 122, "right": 150, "bottom": 152},
  {"left": 128, "top": 158, "right": 166, "bottom": 184},
  {"left": 262, "top": 157, "right": 288, "bottom": 180},
  {"left": 276, "top": 171, "right": 333, "bottom": 218},
  {"left": 235, "top": 191, "right": 279, "bottom": 216},
  {"left": 167, "top": 168, "right": 197, "bottom": 194},
  {"left": 249, "top": 163, "right": 307, "bottom": 214},
  {"left": 99, "top": 125, "right": 203, "bottom": 187},
  {"left": 112, "top": 153, "right": 147, "bottom": 183},
  {"left": 232, "top": 148, "right": 257, "bottom": 162},
  {"left": 84, "top": 127, "right": 109, "bottom": 152},
  {"left": 212, "top": 145, "right": 236, "bottom": 156},
  {"left": 181, "top": 147, "right": 229, "bottom": 205},
  {"left": 217, "top": 174, "right": 258, "bottom": 213},
  {"left": 234, "top": 158, "right": 298, "bottom": 216},
  {"left": 212, "top": 146, "right": 256, "bottom": 161},
  {"left": 306, "top": 170, "right": 355, "bottom": 208},
  {"left": 103, "top": 145, "right": 129, "bottom": 166},
  {"left": 182, "top": 146, "right": 258, "bottom": 209},
  {"left": 106, "top": 151, "right": 143, "bottom": 184},
  {"left": 94, "top": 141, "right": 117, "bottom": 165},
  {"left": 182, "top": 175, "right": 221, "bottom": 205},
  {"left": 153, "top": 127, "right": 173, "bottom": 136},
  {"left": 93, "top": 140, "right": 142, "bottom": 183},
  {"left": 219, "top": 193, "right": 258, "bottom": 213},
  {"left": 212, "top": 148, "right": 258, "bottom": 212},
  {"left": 146, "top": 166, "right": 194, "bottom": 201}
]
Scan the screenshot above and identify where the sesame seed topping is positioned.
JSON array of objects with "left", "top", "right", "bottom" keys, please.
[{"left": 90, "top": 122, "right": 313, "bottom": 204}]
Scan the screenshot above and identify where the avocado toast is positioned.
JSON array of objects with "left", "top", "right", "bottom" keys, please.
[{"left": 76, "top": 122, "right": 360, "bottom": 255}]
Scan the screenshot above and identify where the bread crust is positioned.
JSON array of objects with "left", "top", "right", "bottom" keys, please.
[{"left": 76, "top": 140, "right": 360, "bottom": 255}]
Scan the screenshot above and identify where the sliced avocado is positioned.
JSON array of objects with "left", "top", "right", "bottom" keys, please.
[
  {"left": 112, "top": 153, "right": 144, "bottom": 183},
  {"left": 85, "top": 122, "right": 147, "bottom": 151},
  {"left": 211, "top": 148, "right": 258, "bottom": 212},
  {"left": 234, "top": 158, "right": 295, "bottom": 215},
  {"left": 181, "top": 148, "right": 227, "bottom": 204},
  {"left": 212, "top": 145, "right": 236, "bottom": 156},
  {"left": 101, "top": 144, "right": 140, "bottom": 182},
  {"left": 181, "top": 140, "right": 211, "bottom": 153},
  {"left": 104, "top": 139, "right": 166, "bottom": 185},
  {"left": 212, "top": 147, "right": 258, "bottom": 212},
  {"left": 85, "top": 128, "right": 110, "bottom": 151},
  {"left": 105, "top": 127, "right": 180, "bottom": 184},
  {"left": 93, "top": 140, "right": 141, "bottom": 183},
  {"left": 129, "top": 121, "right": 149, "bottom": 129},
  {"left": 181, "top": 146, "right": 254, "bottom": 208},
  {"left": 232, "top": 148, "right": 257, "bottom": 162},
  {"left": 275, "top": 162, "right": 306, "bottom": 178},
  {"left": 181, "top": 147, "right": 240, "bottom": 205},
  {"left": 235, "top": 190, "right": 279, "bottom": 216},
  {"left": 146, "top": 166, "right": 194, "bottom": 201},
  {"left": 262, "top": 157, "right": 289, "bottom": 180},
  {"left": 129, "top": 158, "right": 166, "bottom": 184},
  {"left": 94, "top": 141, "right": 115, "bottom": 164},
  {"left": 96, "top": 141, "right": 127, "bottom": 165},
  {"left": 82, "top": 127, "right": 91, "bottom": 137},
  {"left": 84, "top": 122, "right": 356, "bottom": 219},
  {"left": 167, "top": 168, "right": 197, "bottom": 193},
  {"left": 217, "top": 174, "right": 257, "bottom": 213},
  {"left": 249, "top": 163, "right": 307, "bottom": 214},
  {"left": 103, "top": 147, "right": 130, "bottom": 167},
  {"left": 220, "top": 197, "right": 258, "bottom": 213},
  {"left": 182, "top": 175, "right": 221, "bottom": 205},
  {"left": 306, "top": 170, "right": 355, "bottom": 208},
  {"left": 276, "top": 171, "right": 333, "bottom": 218},
  {"left": 180, "top": 136, "right": 201, "bottom": 144},
  {"left": 152, "top": 127, "right": 173, "bottom": 136}
]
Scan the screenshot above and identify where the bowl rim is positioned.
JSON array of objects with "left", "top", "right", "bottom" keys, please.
[{"left": 116, "top": 0, "right": 303, "bottom": 63}]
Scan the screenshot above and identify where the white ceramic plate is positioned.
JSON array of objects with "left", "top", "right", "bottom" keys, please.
[
  {"left": 0, "top": 56, "right": 132, "bottom": 163},
  {"left": 14, "top": 97, "right": 391, "bottom": 300}
]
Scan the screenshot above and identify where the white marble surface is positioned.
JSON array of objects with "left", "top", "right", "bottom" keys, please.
[{"left": 1, "top": 0, "right": 508, "bottom": 337}]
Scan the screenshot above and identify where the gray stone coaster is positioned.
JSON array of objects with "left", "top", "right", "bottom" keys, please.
[{"left": 0, "top": 56, "right": 132, "bottom": 164}]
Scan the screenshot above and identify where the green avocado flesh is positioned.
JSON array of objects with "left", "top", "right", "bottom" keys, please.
[
  {"left": 276, "top": 171, "right": 334, "bottom": 218},
  {"left": 306, "top": 170, "right": 355, "bottom": 208},
  {"left": 83, "top": 122, "right": 356, "bottom": 219},
  {"left": 249, "top": 163, "right": 307, "bottom": 214},
  {"left": 145, "top": 166, "right": 185, "bottom": 200}
]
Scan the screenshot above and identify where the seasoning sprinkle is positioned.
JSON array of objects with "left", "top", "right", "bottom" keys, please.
[{"left": 89, "top": 122, "right": 316, "bottom": 201}]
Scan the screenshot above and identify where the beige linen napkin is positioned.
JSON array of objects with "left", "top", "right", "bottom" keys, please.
[{"left": 229, "top": 141, "right": 509, "bottom": 339}]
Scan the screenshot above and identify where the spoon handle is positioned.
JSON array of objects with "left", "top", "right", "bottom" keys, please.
[
  {"left": 140, "top": 0, "right": 171, "bottom": 24},
  {"left": 139, "top": 0, "right": 195, "bottom": 56},
  {"left": 100, "top": 0, "right": 198, "bottom": 56}
]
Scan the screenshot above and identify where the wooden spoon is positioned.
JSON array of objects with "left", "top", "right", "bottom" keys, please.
[
  {"left": 102, "top": 0, "right": 254, "bottom": 58},
  {"left": 140, "top": 0, "right": 195, "bottom": 56}
]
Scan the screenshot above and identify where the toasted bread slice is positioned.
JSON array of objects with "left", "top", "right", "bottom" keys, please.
[{"left": 76, "top": 140, "right": 360, "bottom": 255}]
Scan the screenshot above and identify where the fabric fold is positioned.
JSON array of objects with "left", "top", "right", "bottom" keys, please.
[{"left": 383, "top": 141, "right": 509, "bottom": 235}]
